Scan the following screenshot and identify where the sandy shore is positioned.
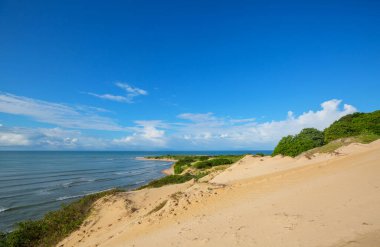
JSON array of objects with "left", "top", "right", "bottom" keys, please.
[
  {"left": 136, "top": 157, "right": 176, "bottom": 175},
  {"left": 135, "top": 157, "right": 177, "bottom": 162},
  {"left": 59, "top": 140, "right": 380, "bottom": 247}
]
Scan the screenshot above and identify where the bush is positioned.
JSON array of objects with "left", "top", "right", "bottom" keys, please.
[
  {"left": 198, "top": 156, "right": 209, "bottom": 161},
  {"left": 254, "top": 153, "right": 265, "bottom": 157},
  {"left": 272, "top": 128, "right": 324, "bottom": 157},
  {"left": 324, "top": 111, "right": 380, "bottom": 143},
  {"left": 139, "top": 173, "right": 195, "bottom": 189},
  {"left": 0, "top": 232, "right": 7, "bottom": 247},
  {"left": 193, "top": 158, "right": 233, "bottom": 169},
  {"left": 173, "top": 158, "right": 195, "bottom": 174}
]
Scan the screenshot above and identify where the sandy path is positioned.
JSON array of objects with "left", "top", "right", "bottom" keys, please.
[{"left": 59, "top": 140, "right": 380, "bottom": 247}]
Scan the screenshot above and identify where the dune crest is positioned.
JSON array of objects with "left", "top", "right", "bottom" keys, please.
[{"left": 59, "top": 140, "right": 380, "bottom": 247}]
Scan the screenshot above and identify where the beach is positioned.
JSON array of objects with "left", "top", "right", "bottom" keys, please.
[
  {"left": 135, "top": 157, "right": 177, "bottom": 175},
  {"left": 58, "top": 140, "right": 380, "bottom": 247}
]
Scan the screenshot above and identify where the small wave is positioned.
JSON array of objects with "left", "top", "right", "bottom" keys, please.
[
  {"left": 61, "top": 178, "right": 95, "bottom": 188},
  {"left": 114, "top": 171, "right": 131, "bottom": 175},
  {"left": 56, "top": 188, "right": 115, "bottom": 202},
  {"left": 56, "top": 194, "right": 84, "bottom": 201},
  {"left": 37, "top": 189, "right": 52, "bottom": 195},
  {"left": 0, "top": 207, "right": 9, "bottom": 213}
]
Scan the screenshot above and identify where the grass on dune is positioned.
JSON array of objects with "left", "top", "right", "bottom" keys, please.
[
  {"left": 138, "top": 172, "right": 210, "bottom": 190},
  {"left": 304, "top": 133, "right": 380, "bottom": 156}
]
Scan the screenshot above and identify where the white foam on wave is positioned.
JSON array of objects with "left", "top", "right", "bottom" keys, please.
[
  {"left": 56, "top": 188, "right": 115, "bottom": 201},
  {"left": 62, "top": 178, "right": 95, "bottom": 188},
  {"left": 62, "top": 182, "right": 73, "bottom": 188},
  {"left": 115, "top": 171, "right": 131, "bottom": 175},
  {"left": 37, "top": 189, "right": 52, "bottom": 195},
  {"left": 56, "top": 195, "right": 83, "bottom": 201},
  {"left": 0, "top": 207, "right": 8, "bottom": 213}
]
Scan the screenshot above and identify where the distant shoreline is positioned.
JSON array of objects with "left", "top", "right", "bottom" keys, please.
[
  {"left": 135, "top": 156, "right": 177, "bottom": 175},
  {"left": 135, "top": 156, "right": 177, "bottom": 162}
]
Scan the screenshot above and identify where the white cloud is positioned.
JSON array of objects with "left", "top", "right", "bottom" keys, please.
[
  {"left": 0, "top": 132, "right": 30, "bottom": 146},
  {"left": 0, "top": 126, "right": 113, "bottom": 149},
  {"left": 88, "top": 82, "right": 148, "bottom": 103},
  {"left": 229, "top": 118, "right": 256, "bottom": 124},
  {"left": 178, "top": 113, "right": 215, "bottom": 122},
  {"left": 113, "top": 120, "right": 166, "bottom": 148},
  {"left": 170, "top": 99, "right": 357, "bottom": 149},
  {"left": 0, "top": 98, "right": 358, "bottom": 150},
  {"left": 87, "top": 93, "right": 130, "bottom": 103},
  {"left": 0, "top": 93, "right": 124, "bottom": 131},
  {"left": 115, "top": 82, "right": 148, "bottom": 97}
]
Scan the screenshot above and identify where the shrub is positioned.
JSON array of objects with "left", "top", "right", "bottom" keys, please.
[
  {"left": 254, "top": 153, "right": 265, "bottom": 157},
  {"left": 193, "top": 158, "right": 233, "bottom": 169},
  {"left": 272, "top": 128, "right": 325, "bottom": 157},
  {"left": 172, "top": 156, "right": 212, "bottom": 174},
  {"left": 198, "top": 156, "right": 209, "bottom": 161},
  {"left": 0, "top": 232, "right": 7, "bottom": 247},
  {"left": 173, "top": 158, "right": 195, "bottom": 174},
  {"left": 139, "top": 173, "right": 195, "bottom": 189},
  {"left": 324, "top": 111, "right": 380, "bottom": 143}
]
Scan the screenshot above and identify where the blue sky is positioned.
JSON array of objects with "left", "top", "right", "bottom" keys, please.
[{"left": 0, "top": 0, "right": 379, "bottom": 150}]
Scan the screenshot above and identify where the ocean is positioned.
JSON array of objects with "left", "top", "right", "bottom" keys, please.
[{"left": 0, "top": 150, "right": 271, "bottom": 232}]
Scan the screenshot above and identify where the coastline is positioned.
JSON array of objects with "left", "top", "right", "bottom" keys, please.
[
  {"left": 58, "top": 140, "right": 380, "bottom": 247},
  {"left": 135, "top": 157, "right": 177, "bottom": 162},
  {"left": 161, "top": 163, "right": 175, "bottom": 175},
  {"left": 136, "top": 156, "right": 177, "bottom": 175}
]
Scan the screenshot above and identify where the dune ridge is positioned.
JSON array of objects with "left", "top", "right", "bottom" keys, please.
[{"left": 58, "top": 140, "right": 380, "bottom": 247}]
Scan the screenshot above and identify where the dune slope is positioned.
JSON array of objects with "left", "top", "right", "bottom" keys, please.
[{"left": 59, "top": 140, "right": 380, "bottom": 247}]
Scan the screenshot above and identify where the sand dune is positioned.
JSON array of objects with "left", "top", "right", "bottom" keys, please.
[{"left": 58, "top": 140, "right": 380, "bottom": 247}]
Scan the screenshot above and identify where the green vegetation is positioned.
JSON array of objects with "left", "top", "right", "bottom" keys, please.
[
  {"left": 253, "top": 152, "right": 266, "bottom": 157},
  {"left": 173, "top": 157, "right": 196, "bottom": 174},
  {"left": 272, "top": 128, "right": 325, "bottom": 157},
  {"left": 324, "top": 111, "right": 380, "bottom": 143},
  {"left": 353, "top": 131, "right": 380, "bottom": 143},
  {"left": 0, "top": 189, "right": 123, "bottom": 247},
  {"left": 138, "top": 171, "right": 210, "bottom": 190},
  {"left": 305, "top": 132, "right": 380, "bottom": 156},
  {"left": 193, "top": 158, "right": 233, "bottom": 169},
  {"left": 139, "top": 155, "right": 245, "bottom": 189},
  {"left": 172, "top": 155, "right": 240, "bottom": 174},
  {"left": 273, "top": 110, "right": 380, "bottom": 157},
  {"left": 146, "top": 154, "right": 244, "bottom": 175},
  {"left": 138, "top": 173, "right": 196, "bottom": 189}
]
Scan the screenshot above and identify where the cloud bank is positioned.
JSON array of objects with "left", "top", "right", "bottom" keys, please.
[
  {"left": 0, "top": 93, "right": 124, "bottom": 131},
  {"left": 0, "top": 95, "right": 357, "bottom": 150},
  {"left": 170, "top": 99, "right": 356, "bottom": 149}
]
